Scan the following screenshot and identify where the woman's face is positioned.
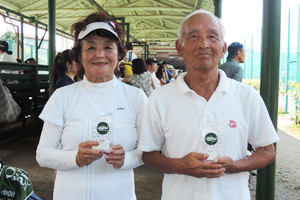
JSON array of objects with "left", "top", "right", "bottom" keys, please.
[
  {"left": 81, "top": 33, "right": 118, "bottom": 83},
  {"left": 70, "top": 60, "right": 79, "bottom": 74}
]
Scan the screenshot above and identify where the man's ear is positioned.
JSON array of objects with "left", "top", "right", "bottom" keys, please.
[
  {"left": 221, "top": 42, "right": 227, "bottom": 58},
  {"left": 175, "top": 39, "right": 183, "bottom": 57}
]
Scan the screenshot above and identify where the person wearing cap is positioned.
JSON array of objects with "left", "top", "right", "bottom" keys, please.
[
  {"left": 218, "top": 42, "right": 245, "bottom": 82},
  {"left": 139, "top": 9, "right": 278, "bottom": 200},
  {"left": 0, "top": 40, "right": 17, "bottom": 63},
  {"left": 162, "top": 61, "right": 174, "bottom": 83},
  {"left": 146, "top": 58, "right": 161, "bottom": 88},
  {"left": 167, "top": 65, "right": 176, "bottom": 82},
  {"left": 36, "top": 12, "right": 147, "bottom": 200},
  {"left": 124, "top": 43, "right": 137, "bottom": 63},
  {"left": 0, "top": 40, "right": 19, "bottom": 84}
]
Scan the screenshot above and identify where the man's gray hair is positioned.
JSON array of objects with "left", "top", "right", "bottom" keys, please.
[{"left": 177, "top": 9, "right": 226, "bottom": 44}]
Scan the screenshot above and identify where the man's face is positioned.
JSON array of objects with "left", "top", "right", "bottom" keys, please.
[
  {"left": 148, "top": 63, "right": 157, "bottom": 72},
  {"left": 237, "top": 48, "right": 246, "bottom": 63},
  {"left": 176, "top": 13, "right": 226, "bottom": 72}
]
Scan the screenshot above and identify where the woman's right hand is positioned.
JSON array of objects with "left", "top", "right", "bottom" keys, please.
[{"left": 76, "top": 141, "right": 104, "bottom": 167}]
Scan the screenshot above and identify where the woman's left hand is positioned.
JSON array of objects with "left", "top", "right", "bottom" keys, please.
[{"left": 105, "top": 144, "right": 125, "bottom": 169}]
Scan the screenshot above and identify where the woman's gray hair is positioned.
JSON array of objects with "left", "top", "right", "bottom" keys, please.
[{"left": 177, "top": 9, "right": 226, "bottom": 44}]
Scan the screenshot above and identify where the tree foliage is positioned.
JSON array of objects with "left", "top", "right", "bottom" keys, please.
[{"left": 0, "top": 30, "right": 17, "bottom": 41}]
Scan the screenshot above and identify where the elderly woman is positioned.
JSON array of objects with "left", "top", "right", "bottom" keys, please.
[{"left": 36, "top": 12, "right": 147, "bottom": 200}]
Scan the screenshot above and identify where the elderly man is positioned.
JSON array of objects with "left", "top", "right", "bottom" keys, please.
[
  {"left": 219, "top": 42, "right": 245, "bottom": 82},
  {"left": 138, "top": 9, "right": 279, "bottom": 200}
]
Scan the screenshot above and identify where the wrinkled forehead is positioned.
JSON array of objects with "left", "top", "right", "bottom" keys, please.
[{"left": 183, "top": 13, "right": 221, "bottom": 36}]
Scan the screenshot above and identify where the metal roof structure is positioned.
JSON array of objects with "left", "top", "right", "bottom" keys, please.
[{"left": 0, "top": 0, "right": 215, "bottom": 45}]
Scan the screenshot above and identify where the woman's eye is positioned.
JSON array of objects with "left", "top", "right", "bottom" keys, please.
[
  {"left": 87, "top": 46, "right": 96, "bottom": 50},
  {"left": 105, "top": 46, "right": 112, "bottom": 49}
]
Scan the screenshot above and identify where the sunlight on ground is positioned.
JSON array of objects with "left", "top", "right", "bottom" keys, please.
[{"left": 278, "top": 114, "right": 300, "bottom": 140}]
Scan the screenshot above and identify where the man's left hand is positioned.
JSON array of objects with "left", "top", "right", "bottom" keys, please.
[{"left": 212, "top": 157, "right": 233, "bottom": 171}]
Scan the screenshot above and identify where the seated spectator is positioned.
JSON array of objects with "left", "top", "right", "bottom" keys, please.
[
  {"left": 0, "top": 40, "right": 17, "bottom": 63},
  {"left": 129, "top": 58, "right": 155, "bottom": 97},
  {"left": 24, "top": 58, "right": 36, "bottom": 64},
  {"left": 162, "top": 61, "right": 173, "bottom": 83},
  {"left": 167, "top": 65, "right": 176, "bottom": 82},
  {"left": 0, "top": 40, "right": 19, "bottom": 84},
  {"left": 120, "top": 61, "right": 133, "bottom": 83},
  {"left": 124, "top": 43, "right": 137, "bottom": 62},
  {"left": 51, "top": 49, "right": 79, "bottom": 92},
  {"left": 146, "top": 58, "right": 160, "bottom": 88},
  {"left": 156, "top": 64, "right": 167, "bottom": 86}
]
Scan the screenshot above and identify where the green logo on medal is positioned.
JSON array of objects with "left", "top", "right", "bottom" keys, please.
[
  {"left": 97, "top": 122, "right": 109, "bottom": 135},
  {"left": 205, "top": 133, "right": 218, "bottom": 145}
]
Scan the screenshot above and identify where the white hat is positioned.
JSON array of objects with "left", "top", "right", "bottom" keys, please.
[{"left": 78, "top": 21, "right": 120, "bottom": 41}]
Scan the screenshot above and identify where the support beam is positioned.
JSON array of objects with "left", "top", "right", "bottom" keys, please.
[
  {"left": 213, "top": 0, "right": 222, "bottom": 18},
  {"left": 20, "top": 17, "right": 24, "bottom": 61},
  {"left": 35, "top": 22, "right": 38, "bottom": 64},
  {"left": 257, "top": 0, "right": 281, "bottom": 199},
  {"left": 48, "top": 0, "right": 56, "bottom": 96},
  {"left": 196, "top": 0, "right": 204, "bottom": 9}
]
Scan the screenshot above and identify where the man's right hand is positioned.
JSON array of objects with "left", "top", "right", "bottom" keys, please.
[
  {"left": 175, "top": 152, "right": 226, "bottom": 178},
  {"left": 142, "top": 151, "right": 226, "bottom": 179}
]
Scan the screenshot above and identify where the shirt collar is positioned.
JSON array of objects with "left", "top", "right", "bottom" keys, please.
[
  {"left": 176, "top": 69, "right": 229, "bottom": 95},
  {"left": 82, "top": 75, "right": 118, "bottom": 89}
]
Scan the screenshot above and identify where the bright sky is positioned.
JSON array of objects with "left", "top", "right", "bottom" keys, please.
[
  {"left": 0, "top": 0, "right": 300, "bottom": 53},
  {"left": 222, "top": 0, "right": 300, "bottom": 52}
]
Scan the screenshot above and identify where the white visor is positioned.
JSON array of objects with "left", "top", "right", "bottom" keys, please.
[{"left": 78, "top": 21, "right": 120, "bottom": 41}]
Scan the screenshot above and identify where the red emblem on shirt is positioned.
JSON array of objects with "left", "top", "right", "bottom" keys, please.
[{"left": 228, "top": 120, "right": 237, "bottom": 128}]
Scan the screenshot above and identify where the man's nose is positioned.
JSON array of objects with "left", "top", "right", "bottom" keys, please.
[{"left": 197, "top": 37, "right": 209, "bottom": 49}]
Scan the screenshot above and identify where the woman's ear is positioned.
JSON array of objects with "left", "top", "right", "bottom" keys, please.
[{"left": 66, "top": 62, "right": 72, "bottom": 68}]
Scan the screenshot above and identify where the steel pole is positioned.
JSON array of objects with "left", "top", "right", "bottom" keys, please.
[
  {"left": 48, "top": 0, "right": 56, "bottom": 96},
  {"left": 213, "top": 0, "right": 222, "bottom": 18},
  {"left": 251, "top": 34, "right": 253, "bottom": 79},
  {"left": 20, "top": 17, "right": 24, "bottom": 61},
  {"left": 285, "top": 9, "right": 291, "bottom": 113},
  {"left": 257, "top": 0, "right": 281, "bottom": 199},
  {"left": 35, "top": 22, "right": 38, "bottom": 64}
]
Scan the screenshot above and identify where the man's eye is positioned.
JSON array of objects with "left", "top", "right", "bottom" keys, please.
[
  {"left": 87, "top": 47, "right": 96, "bottom": 50},
  {"left": 105, "top": 46, "right": 112, "bottom": 49}
]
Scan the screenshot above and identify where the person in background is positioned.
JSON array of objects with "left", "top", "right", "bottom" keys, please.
[
  {"left": 146, "top": 58, "right": 160, "bottom": 88},
  {"left": 129, "top": 58, "right": 156, "bottom": 97},
  {"left": 0, "top": 40, "right": 18, "bottom": 84},
  {"left": 0, "top": 40, "right": 17, "bottom": 63},
  {"left": 139, "top": 9, "right": 279, "bottom": 200},
  {"left": 24, "top": 58, "right": 37, "bottom": 64},
  {"left": 280, "top": 70, "right": 287, "bottom": 90},
  {"left": 16, "top": 58, "right": 23, "bottom": 63},
  {"left": 36, "top": 11, "right": 147, "bottom": 200},
  {"left": 162, "top": 61, "right": 174, "bottom": 83},
  {"left": 120, "top": 61, "right": 133, "bottom": 83},
  {"left": 218, "top": 42, "right": 245, "bottom": 82},
  {"left": 167, "top": 65, "right": 176, "bottom": 82},
  {"left": 50, "top": 49, "right": 79, "bottom": 92},
  {"left": 156, "top": 63, "right": 167, "bottom": 86},
  {"left": 124, "top": 43, "right": 137, "bottom": 63}
]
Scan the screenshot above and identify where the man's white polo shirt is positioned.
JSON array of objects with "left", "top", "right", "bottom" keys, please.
[{"left": 139, "top": 70, "right": 279, "bottom": 200}]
